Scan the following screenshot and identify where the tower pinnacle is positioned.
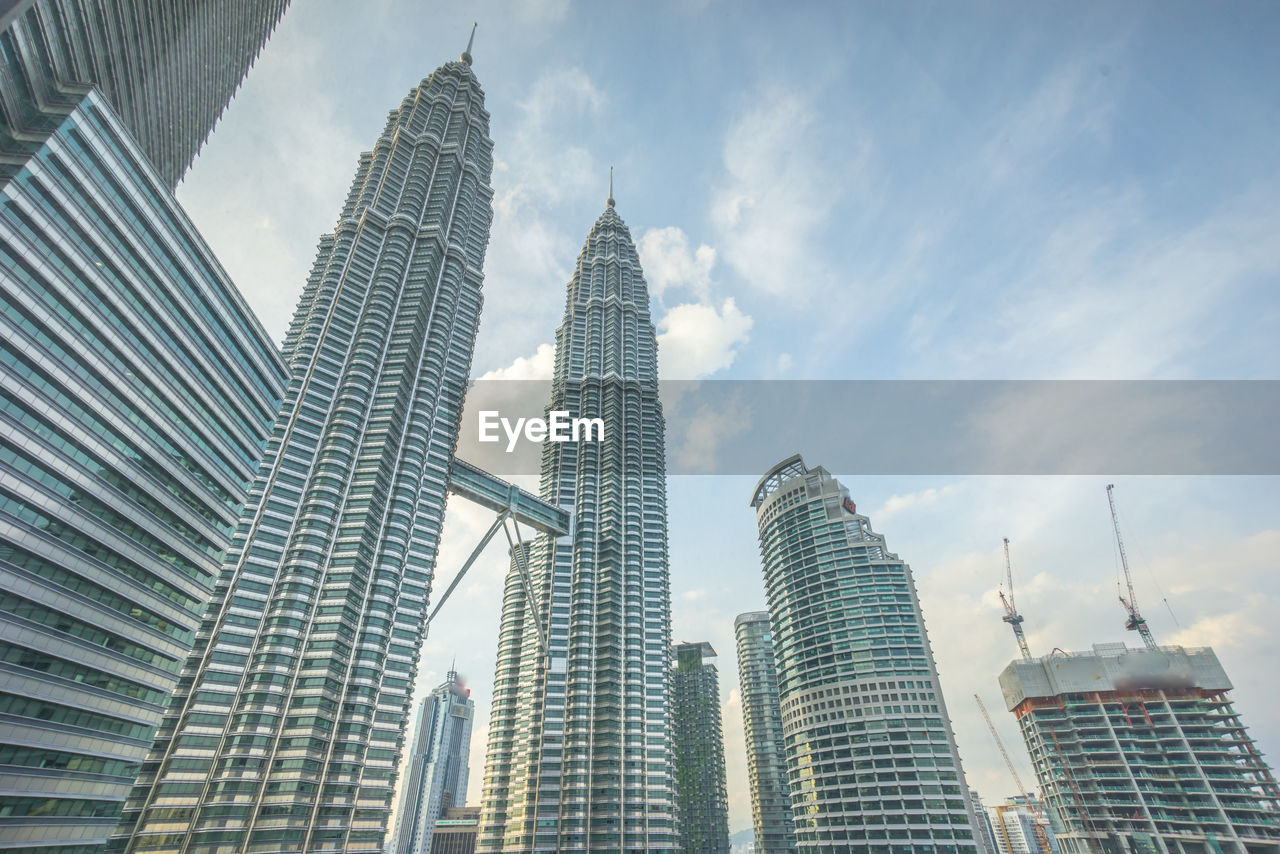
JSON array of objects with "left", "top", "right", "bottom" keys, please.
[
  {"left": 462, "top": 21, "right": 477, "bottom": 65},
  {"left": 607, "top": 165, "right": 615, "bottom": 207}
]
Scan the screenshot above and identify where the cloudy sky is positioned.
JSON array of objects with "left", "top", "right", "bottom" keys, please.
[{"left": 176, "top": 0, "right": 1280, "bottom": 837}]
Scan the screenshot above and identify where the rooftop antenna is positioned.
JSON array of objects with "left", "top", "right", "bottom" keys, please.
[
  {"left": 607, "top": 165, "right": 615, "bottom": 207},
  {"left": 998, "top": 538, "right": 1032, "bottom": 660},
  {"left": 461, "top": 22, "right": 477, "bottom": 65},
  {"left": 1106, "top": 483, "right": 1158, "bottom": 650}
]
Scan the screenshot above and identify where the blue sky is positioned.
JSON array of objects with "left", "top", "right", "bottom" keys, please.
[{"left": 177, "top": 0, "right": 1280, "bottom": 837}]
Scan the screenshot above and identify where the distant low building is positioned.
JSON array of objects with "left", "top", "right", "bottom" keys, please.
[
  {"left": 1000, "top": 643, "right": 1280, "bottom": 854},
  {"left": 430, "top": 806, "right": 479, "bottom": 854}
]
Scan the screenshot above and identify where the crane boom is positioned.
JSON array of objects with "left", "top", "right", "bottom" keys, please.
[
  {"left": 1106, "top": 484, "right": 1158, "bottom": 650},
  {"left": 999, "top": 537, "right": 1032, "bottom": 660},
  {"left": 975, "top": 694, "right": 1054, "bottom": 854}
]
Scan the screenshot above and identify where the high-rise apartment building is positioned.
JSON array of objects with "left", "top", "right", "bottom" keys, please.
[
  {"left": 736, "top": 611, "right": 798, "bottom": 854},
  {"left": 1, "top": 0, "right": 290, "bottom": 186},
  {"left": 108, "top": 47, "right": 495, "bottom": 854},
  {"left": 390, "top": 667, "right": 476, "bottom": 854},
  {"left": 988, "top": 795, "right": 1058, "bottom": 854},
  {"left": 672, "top": 641, "right": 730, "bottom": 854},
  {"left": 750, "top": 455, "right": 979, "bottom": 852},
  {"left": 478, "top": 191, "right": 676, "bottom": 852},
  {"left": 1000, "top": 643, "right": 1280, "bottom": 854},
  {"left": 0, "top": 88, "right": 287, "bottom": 851},
  {"left": 970, "top": 790, "right": 1000, "bottom": 854}
]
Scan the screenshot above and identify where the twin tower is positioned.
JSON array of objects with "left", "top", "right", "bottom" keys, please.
[{"left": 109, "top": 46, "right": 674, "bottom": 854}]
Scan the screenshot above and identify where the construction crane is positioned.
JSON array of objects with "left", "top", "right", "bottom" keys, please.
[
  {"left": 975, "top": 693, "right": 1054, "bottom": 854},
  {"left": 999, "top": 537, "right": 1032, "bottom": 661},
  {"left": 1105, "top": 484, "right": 1158, "bottom": 650}
]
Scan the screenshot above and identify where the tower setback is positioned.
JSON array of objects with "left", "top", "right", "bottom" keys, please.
[
  {"left": 478, "top": 195, "right": 676, "bottom": 852},
  {"left": 109, "top": 48, "right": 494, "bottom": 854}
]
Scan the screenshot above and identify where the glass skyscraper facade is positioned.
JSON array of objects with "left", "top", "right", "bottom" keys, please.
[
  {"left": 750, "top": 455, "right": 979, "bottom": 853},
  {"left": 672, "top": 641, "right": 730, "bottom": 854},
  {"left": 478, "top": 194, "right": 676, "bottom": 852},
  {"left": 390, "top": 668, "right": 475, "bottom": 854},
  {"left": 1, "top": 0, "right": 290, "bottom": 186},
  {"left": 736, "top": 611, "right": 799, "bottom": 854},
  {"left": 108, "top": 49, "right": 495, "bottom": 854},
  {"left": 0, "top": 89, "right": 287, "bottom": 851}
]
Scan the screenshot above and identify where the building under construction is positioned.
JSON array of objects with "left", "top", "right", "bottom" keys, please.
[{"left": 999, "top": 643, "right": 1280, "bottom": 854}]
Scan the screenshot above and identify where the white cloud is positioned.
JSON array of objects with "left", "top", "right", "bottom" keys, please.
[
  {"left": 711, "top": 86, "right": 856, "bottom": 301},
  {"left": 477, "top": 342, "right": 555, "bottom": 381},
  {"left": 656, "top": 298, "right": 753, "bottom": 380},
  {"left": 874, "top": 484, "right": 966, "bottom": 523},
  {"left": 470, "top": 66, "right": 608, "bottom": 372},
  {"left": 638, "top": 226, "right": 716, "bottom": 302}
]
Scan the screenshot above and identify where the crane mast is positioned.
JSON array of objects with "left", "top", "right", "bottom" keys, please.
[
  {"left": 975, "top": 694, "right": 1054, "bottom": 854},
  {"left": 999, "top": 537, "right": 1032, "bottom": 660},
  {"left": 1106, "top": 484, "right": 1158, "bottom": 650}
]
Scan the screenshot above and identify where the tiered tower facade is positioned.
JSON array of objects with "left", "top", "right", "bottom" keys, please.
[
  {"left": 109, "top": 49, "right": 494, "bottom": 854},
  {"left": 478, "top": 194, "right": 676, "bottom": 852},
  {"left": 751, "top": 456, "right": 979, "bottom": 852}
]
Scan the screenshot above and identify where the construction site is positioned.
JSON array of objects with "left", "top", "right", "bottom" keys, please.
[{"left": 986, "top": 487, "right": 1280, "bottom": 854}]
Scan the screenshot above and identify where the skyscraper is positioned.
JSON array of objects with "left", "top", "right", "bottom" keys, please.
[
  {"left": 969, "top": 790, "right": 1001, "bottom": 854},
  {"left": 750, "top": 455, "right": 979, "bottom": 853},
  {"left": 1000, "top": 642, "right": 1280, "bottom": 854},
  {"left": 672, "top": 641, "right": 731, "bottom": 854},
  {"left": 108, "top": 45, "right": 495, "bottom": 854},
  {"left": 478, "top": 190, "right": 676, "bottom": 852},
  {"left": 736, "top": 611, "right": 798, "bottom": 854},
  {"left": 1, "top": 0, "right": 290, "bottom": 186},
  {"left": 390, "top": 667, "right": 476, "bottom": 854},
  {"left": 0, "top": 88, "right": 287, "bottom": 851}
]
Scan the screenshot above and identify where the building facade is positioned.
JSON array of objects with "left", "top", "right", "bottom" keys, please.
[
  {"left": 0, "top": 88, "right": 287, "bottom": 850},
  {"left": 431, "top": 806, "right": 480, "bottom": 854},
  {"left": 1000, "top": 643, "right": 1280, "bottom": 854},
  {"left": 1, "top": 0, "right": 290, "bottom": 186},
  {"left": 988, "top": 795, "right": 1058, "bottom": 854},
  {"left": 391, "top": 668, "right": 476, "bottom": 854},
  {"left": 672, "top": 642, "right": 731, "bottom": 854},
  {"left": 736, "top": 611, "right": 799, "bottom": 854},
  {"left": 478, "top": 193, "right": 676, "bottom": 851},
  {"left": 750, "top": 455, "right": 979, "bottom": 853},
  {"left": 107, "top": 48, "right": 495, "bottom": 854},
  {"left": 970, "top": 790, "right": 1000, "bottom": 854}
]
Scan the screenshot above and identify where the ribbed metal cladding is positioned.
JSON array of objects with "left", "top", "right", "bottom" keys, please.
[
  {"left": 108, "top": 55, "right": 494, "bottom": 854},
  {"left": 672, "top": 642, "right": 730, "bottom": 854},
  {"left": 751, "top": 457, "right": 980, "bottom": 853},
  {"left": 478, "top": 201, "right": 676, "bottom": 852},
  {"left": 735, "top": 612, "right": 798, "bottom": 854},
  {"left": 0, "top": 89, "right": 286, "bottom": 851},
  {"left": 0, "top": 0, "right": 290, "bottom": 187}
]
